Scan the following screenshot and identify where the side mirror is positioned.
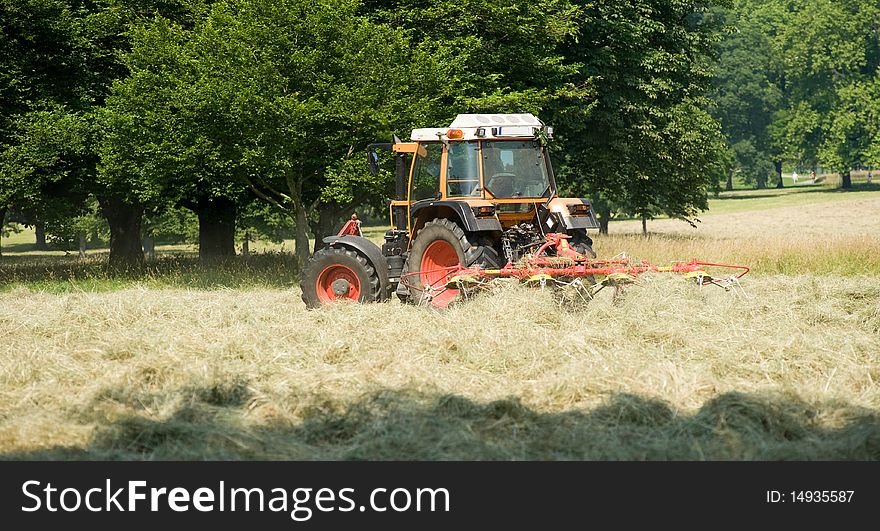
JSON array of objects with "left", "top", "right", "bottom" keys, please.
[{"left": 367, "top": 150, "right": 380, "bottom": 176}]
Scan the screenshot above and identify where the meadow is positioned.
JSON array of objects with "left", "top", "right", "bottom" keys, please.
[{"left": 1, "top": 183, "right": 879, "bottom": 460}]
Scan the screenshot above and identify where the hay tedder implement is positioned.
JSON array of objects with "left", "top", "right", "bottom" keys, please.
[
  {"left": 401, "top": 233, "right": 750, "bottom": 306},
  {"left": 301, "top": 114, "right": 749, "bottom": 308}
]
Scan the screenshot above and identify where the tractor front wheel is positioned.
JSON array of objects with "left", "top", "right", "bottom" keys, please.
[
  {"left": 569, "top": 228, "right": 596, "bottom": 258},
  {"left": 301, "top": 246, "right": 381, "bottom": 308},
  {"left": 402, "top": 218, "right": 500, "bottom": 308}
]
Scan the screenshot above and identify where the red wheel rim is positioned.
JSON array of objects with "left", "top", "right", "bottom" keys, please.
[
  {"left": 316, "top": 264, "right": 361, "bottom": 304},
  {"left": 421, "top": 240, "right": 460, "bottom": 308}
]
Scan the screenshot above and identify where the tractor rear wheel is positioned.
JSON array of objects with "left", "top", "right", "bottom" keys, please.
[
  {"left": 301, "top": 246, "right": 381, "bottom": 308},
  {"left": 402, "top": 218, "right": 500, "bottom": 308}
]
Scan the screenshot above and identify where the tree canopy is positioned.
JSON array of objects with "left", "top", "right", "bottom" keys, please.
[
  {"left": 2, "top": 0, "right": 876, "bottom": 265},
  {"left": 712, "top": 0, "right": 880, "bottom": 189},
  {"left": 101, "top": 0, "right": 458, "bottom": 264},
  {"left": 556, "top": 0, "right": 728, "bottom": 231}
]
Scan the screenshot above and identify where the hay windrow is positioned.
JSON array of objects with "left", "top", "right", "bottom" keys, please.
[{"left": 1, "top": 274, "right": 878, "bottom": 459}]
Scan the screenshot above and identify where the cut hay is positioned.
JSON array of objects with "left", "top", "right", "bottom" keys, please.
[{"left": 1, "top": 274, "right": 878, "bottom": 459}]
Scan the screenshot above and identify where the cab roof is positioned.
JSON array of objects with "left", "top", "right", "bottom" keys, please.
[{"left": 410, "top": 113, "right": 549, "bottom": 141}]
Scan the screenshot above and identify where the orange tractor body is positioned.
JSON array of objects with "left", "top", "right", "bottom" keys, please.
[{"left": 301, "top": 114, "right": 747, "bottom": 308}]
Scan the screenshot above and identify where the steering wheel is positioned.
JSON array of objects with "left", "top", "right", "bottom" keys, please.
[{"left": 488, "top": 172, "right": 517, "bottom": 196}]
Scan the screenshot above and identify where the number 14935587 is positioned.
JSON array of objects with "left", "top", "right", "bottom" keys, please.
[{"left": 766, "top": 490, "right": 854, "bottom": 503}]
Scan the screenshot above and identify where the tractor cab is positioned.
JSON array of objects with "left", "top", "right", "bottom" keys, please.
[{"left": 378, "top": 114, "right": 571, "bottom": 235}]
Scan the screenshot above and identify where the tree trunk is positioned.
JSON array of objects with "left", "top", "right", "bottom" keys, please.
[
  {"left": 294, "top": 202, "right": 311, "bottom": 268},
  {"left": 726, "top": 170, "right": 734, "bottom": 191},
  {"left": 641, "top": 216, "right": 647, "bottom": 237},
  {"left": 34, "top": 221, "right": 48, "bottom": 250},
  {"left": 841, "top": 170, "right": 852, "bottom": 189},
  {"left": 0, "top": 206, "right": 6, "bottom": 257},
  {"left": 285, "top": 171, "right": 315, "bottom": 268},
  {"left": 195, "top": 196, "right": 237, "bottom": 260},
  {"left": 142, "top": 236, "right": 156, "bottom": 262},
  {"left": 78, "top": 232, "right": 86, "bottom": 259},
  {"left": 311, "top": 204, "right": 348, "bottom": 253},
  {"left": 242, "top": 232, "right": 250, "bottom": 257},
  {"left": 597, "top": 203, "right": 611, "bottom": 235},
  {"left": 99, "top": 196, "right": 145, "bottom": 272},
  {"left": 774, "top": 161, "right": 784, "bottom": 188},
  {"left": 311, "top": 212, "right": 330, "bottom": 254}
]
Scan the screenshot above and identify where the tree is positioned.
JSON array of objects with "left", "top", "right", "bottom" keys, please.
[
  {"left": 0, "top": 206, "right": 6, "bottom": 256},
  {"left": 0, "top": 0, "right": 89, "bottom": 223},
  {"left": 865, "top": 78, "right": 880, "bottom": 170},
  {"left": 365, "top": 0, "right": 582, "bottom": 114},
  {"left": 767, "top": 0, "right": 878, "bottom": 188},
  {"left": 712, "top": 2, "right": 782, "bottom": 189},
  {"left": 812, "top": 1, "right": 880, "bottom": 187},
  {"left": 711, "top": 0, "right": 880, "bottom": 190},
  {"left": 556, "top": 0, "right": 728, "bottom": 234},
  {"left": 103, "top": 0, "right": 452, "bottom": 266},
  {"left": 0, "top": 108, "right": 96, "bottom": 254},
  {"left": 1, "top": 0, "right": 203, "bottom": 268},
  {"left": 820, "top": 81, "right": 878, "bottom": 187}
]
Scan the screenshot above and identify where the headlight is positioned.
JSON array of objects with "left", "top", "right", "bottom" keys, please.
[
  {"left": 472, "top": 205, "right": 496, "bottom": 217},
  {"left": 567, "top": 203, "right": 591, "bottom": 216}
]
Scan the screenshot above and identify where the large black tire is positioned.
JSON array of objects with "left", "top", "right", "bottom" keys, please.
[
  {"left": 563, "top": 228, "right": 597, "bottom": 292},
  {"left": 569, "top": 228, "right": 597, "bottom": 258},
  {"left": 401, "top": 218, "right": 501, "bottom": 307},
  {"left": 301, "top": 246, "right": 381, "bottom": 309}
]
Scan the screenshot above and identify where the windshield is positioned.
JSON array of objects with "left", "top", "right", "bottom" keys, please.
[{"left": 482, "top": 140, "right": 550, "bottom": 198}]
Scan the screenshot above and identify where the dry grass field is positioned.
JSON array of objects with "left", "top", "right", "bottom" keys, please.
[
  {"left": 1, "top": 184, "right": 879, "bottom": 460},
  {"left": 602, "top": 186, "right": 880, "bottom": 277}
]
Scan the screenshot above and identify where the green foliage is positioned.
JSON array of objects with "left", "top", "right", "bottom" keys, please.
[
  {"left": 557, "top": 0, "right": 728, "bottom": 225},
  {"left": 1, "top": 0, "right": 209, "bottom": 265},
  {"left": 102, "top": 0, "right": 453, "bottom": 262},
  {"left": 0, "top": 0, "right": 96, "bottom": 209},
  {"left": 42, "top": 200, "right": 111, "bottom": 248},
  {"left": 820, "top": 81, "right": 879, "bottom": 174},
  {"left": 12, "top": 0, "right": 878, "bottom": 252},
  {"left": 144, "top": 205, "right": 199, "bottom": 245},
  {"left": 713, "top": 0, "right": 880, "bottom": 188},
  {"left": 712, "top": 3, "right": 780, "bottom": 187},
  {"left": 365, "top": 0, "right": 582, "bottom": 114},
  {"left": 236, "top": 201, "right": 295, "bottom": 244},
  {"left": 0, "top": 107, "right": 97, "bottom": 247},
  {"left": 0, "top": 221, "right": 22, "bottom": 240},
  {"left": 0, "top": 0, "right": 87, "bottom": 136},
  {"left": 1, "top": 107, "right": 95, "bottom": 204}
]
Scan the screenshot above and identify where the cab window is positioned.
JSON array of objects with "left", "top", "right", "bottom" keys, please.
[
  {"left": 482, "top": 140, "right": 550, "bottom": 198},
  {"left": 411, "top": 142, "right": 442, "bottom": 201},
  {"left": 446, "top": 142, "right": 481, "bottom": 197}
]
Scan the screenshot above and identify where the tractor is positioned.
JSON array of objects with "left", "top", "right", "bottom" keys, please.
[
  {"left": 300, "top": 113, "right": 601, "bottom": 308},
  {"left": 300, "top": 113, "right": 749, "bottom": 308}
]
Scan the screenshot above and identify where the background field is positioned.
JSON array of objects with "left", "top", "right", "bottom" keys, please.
[{"left": 1, "top": 184, "right": 879, "bottom": 460}]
